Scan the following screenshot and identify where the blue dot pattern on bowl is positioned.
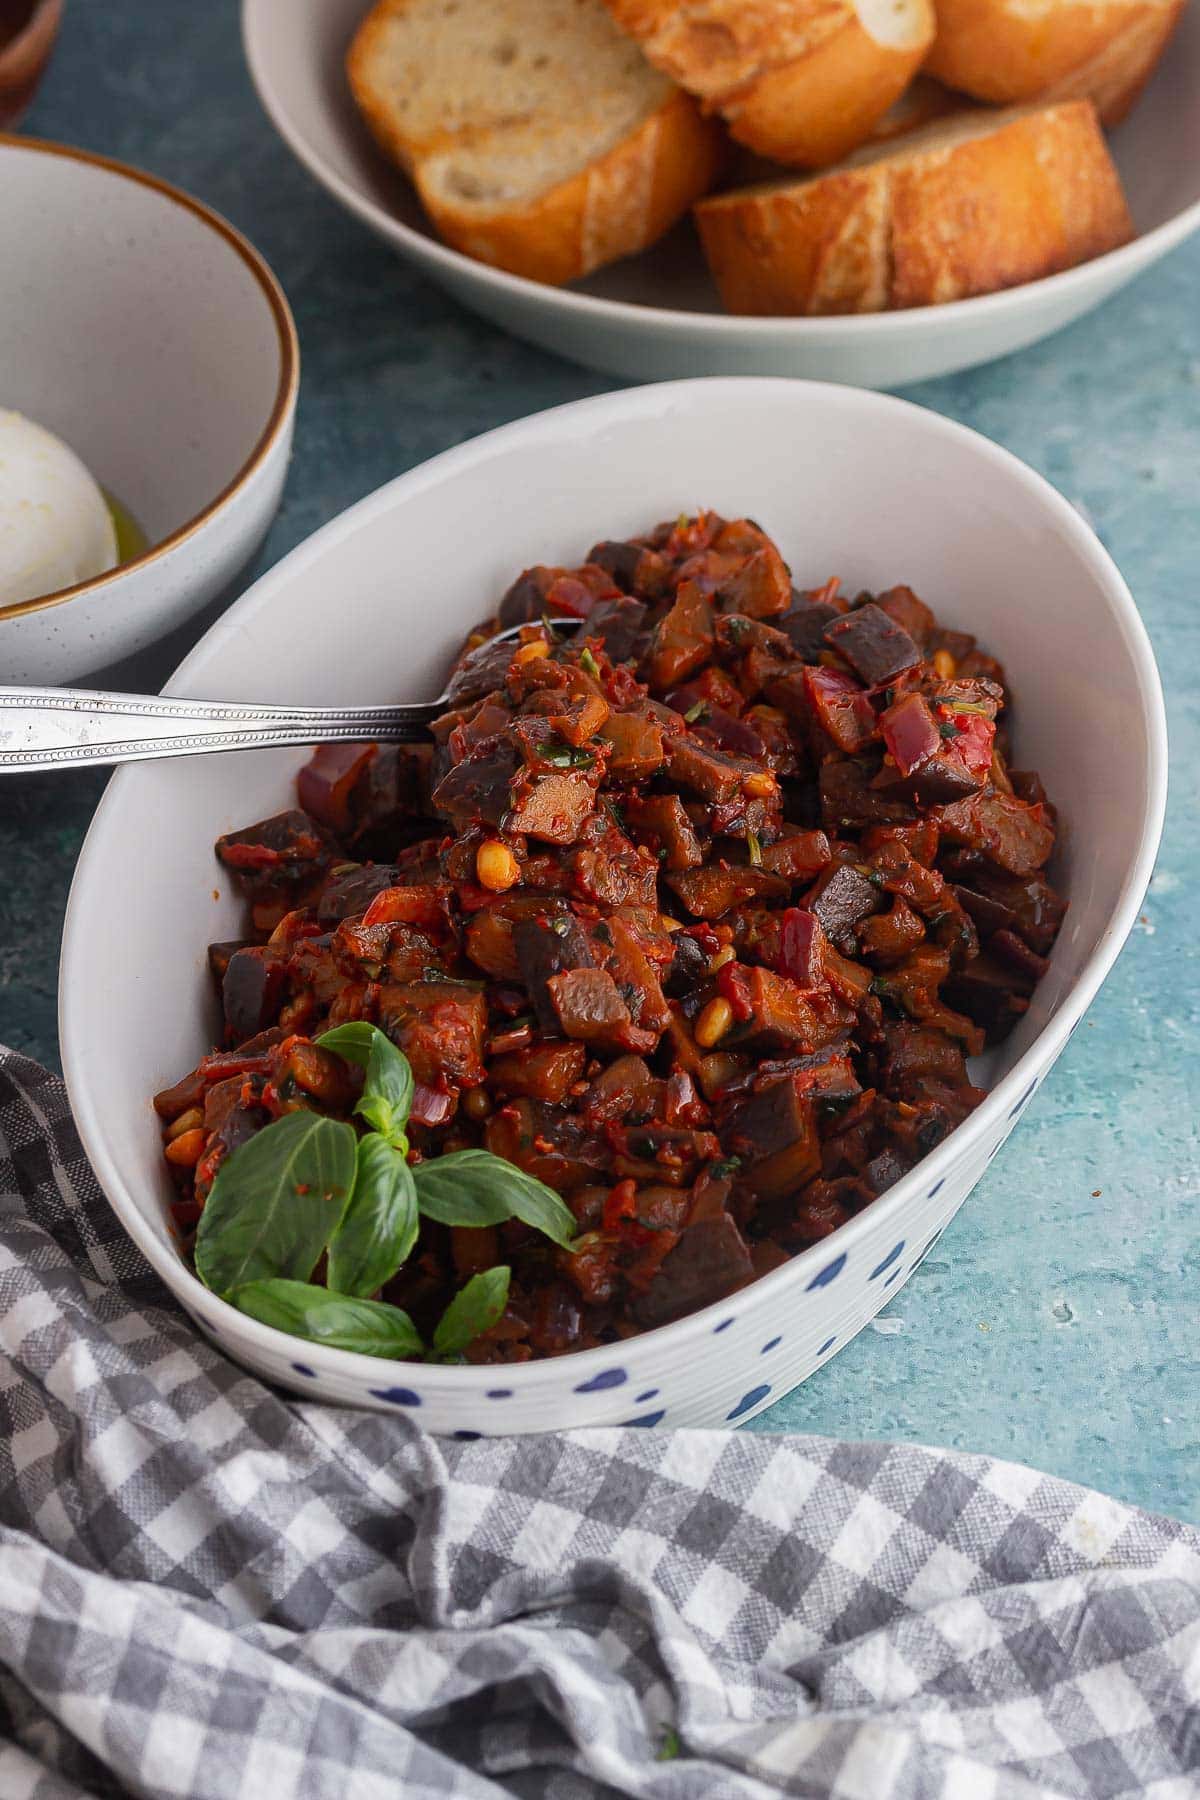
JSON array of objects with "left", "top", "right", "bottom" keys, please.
[
  {"left": 817, "top": 1336, "right": 836, "bottom": 1355},
  {"left": 621, "top": 1411, "right": 666, "bottom": 1428},
  {"left": 870, "top": 1241, "right": 905, "bottom": 1280},
  {"left": 727, "top": 1384, "right": 771, "bottom": 1421},
  {"left": 761, "top": 1336, "right": 782, "bottom": 1354},
  {"left": 574, "top": 1368, "right": 627, "bottom": 1393},
  {"left": 927, "top": 1179, "right": 945, "bottom": 1198},
  {"left": 486, "top": 1388, "right": 513, "bottom": 1400},
  {"left": 712, "top": 1317, "right": 734, "bottom": 1333},
  {"left": 291, "top": 1363, "right": 316, "bottom": 1378},
  {"left": 635, "top": 1388, "right": 660, "bottom": 1404},
  {"left": 806, "top": 1253, "right": 846, "bottom": 1290},
  {"left": 1008, "top": 1078, "right": 1038, "bottom": 1119},
  {"left": 884, "top": 1269, "right": 902, "bottom": 1288},
  {"left": 987, "top": 1139, "right": 1005, "bottom": 1162},
  {"left": 454, "top": 1430, "right": 482, "bottom": 1441},
  {"left": 368, "top": 1387, "right": 422, "bottom": 1407}
]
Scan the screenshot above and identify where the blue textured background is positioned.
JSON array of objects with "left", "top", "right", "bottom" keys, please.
[{"left": 5, "top": 1, "right": 1197, "bottom": 1520}]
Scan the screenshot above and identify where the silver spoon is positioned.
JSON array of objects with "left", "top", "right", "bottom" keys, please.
[{"left": 0, "top": 619, "right": 583, "bottom": 772}]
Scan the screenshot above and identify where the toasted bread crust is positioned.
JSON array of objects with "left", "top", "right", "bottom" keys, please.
[
  {"left": 603, "top": 0, "right": 935, "bottom": 165},
  {"left": 694, "top": 100, "right": 1133, "bottom": 315},
  {"left": 417, "top": 90, "right": 723, "bottom": 285},
  {"left": 924, "top": 0, "right": 1181, "bottom": 120}
]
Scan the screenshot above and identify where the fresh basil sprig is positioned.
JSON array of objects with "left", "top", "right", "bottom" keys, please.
[
  {"left": 317, "top": 1022, "right": 413, "bottom": 1148},
  {"left": 413, "top": 1148, "right": 577, "bottom": 1248},
  {"left": 430, "top": 1267, "right": 511, "bottom": 1360},
  {"left": 194, "top": 1110, "right": 356, "bottom": 1297},
  {"left": 231, "top": 1279, "right": 424, "bottom": 1358},
  {"left": 327, "top": 1135, "right": 419, "bottom": 1300},
  {"left": 192, "top": 1025, "right": 569, "bottom": 1365}
]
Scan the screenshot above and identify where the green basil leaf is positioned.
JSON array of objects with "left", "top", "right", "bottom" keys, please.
[
  {"left": 326, "top": 1135, "right": 419, "bottom": 1299},
  {"left": 194, "top": 1111, "right": 357, "bottom": 1297},
  {"left": 413, "top": 1147, "right": 577, "bottom": 1247},
  {"left": 317, "top": 1022, "right": 414, "bottom": 1147},
  {"left": 431, "top": 1266, "right": 511, "bottom": 1359},
  {"left": 231, "top": 1279, "right": 424, "bottom": 1358}
]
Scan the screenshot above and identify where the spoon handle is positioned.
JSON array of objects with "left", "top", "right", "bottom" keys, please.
[{"left": 0, "top": 687, "right": 438, "bottom": 772}]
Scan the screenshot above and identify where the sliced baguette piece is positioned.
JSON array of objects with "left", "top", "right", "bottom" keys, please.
[
  {"left": 414, "top": 91, "right": 724, "bottom": 285},
  {"left": 924, "top": 0, "right": 1183, "bottom": 124},
  {"left": 694, "top": 100, "right": 1133, "bottom": 314},
  {"left": 601, "top": 0, "right": 935, "bottom": 166},
  {"left": 346, "top": 0, "right": 723, "bottom": 285}
]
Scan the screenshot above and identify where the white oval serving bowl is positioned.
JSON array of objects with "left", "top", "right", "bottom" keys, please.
[
  {"left": 61, "top": 378, "right": 1166, "bottom": 1434},
  {"left": 242, "top": 0, "right": 1200, "bottom": 389},
  {"left": 0, "top": 135, "right": 299, "bottom": 683}
]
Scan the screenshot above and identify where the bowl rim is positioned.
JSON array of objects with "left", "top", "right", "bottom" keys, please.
[
  {"left": 241, "top": 0, "right": 1200, "bottom": 345},
  {"left": 61, "top": 376, "right": 1169, "bottom": 1396},
  {"left": 0, "top": 131, "right": 300, "bottom": 623}
]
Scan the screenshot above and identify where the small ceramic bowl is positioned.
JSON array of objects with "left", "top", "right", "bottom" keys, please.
[
  {"left": 60, "top": 379, "right": 1167, "bottom": 1435},
  {"left": 0, "top": 135, "right": 298, "bottom": 682},
  {"left": 243, "top": 0, "right": 1200, "bottom": 389},
  {"left": 0, "top": 0, "right": 62, "bottom": 128}
]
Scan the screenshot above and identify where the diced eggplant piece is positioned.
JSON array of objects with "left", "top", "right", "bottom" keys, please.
[
  {"left": 207, "top": 940, "right": 246, "bottom": 985},
  {"left": 216, "top": 810, "right": 334, "bottom": 900},
  {"left": 570, "top": 825, "right": 660, "bottom": 910},
  {"left": 633, "top": 1215, "right": 754, "bottom": 1327},
  {"left": 585, "top": 595, "right": 648, "bottom": 662},
  {"left": 864, "top": 1148, "right": 909, "bottom": 1195},
  {"left": 222, "top": 946, "right": 287, "bottom": 1043},
  {"left": 546, "top": 967, "right": 654, "bottom": 1052},
  {"left": 646, "top": 581, "right": 715, "bottom": 691},
  {"left": 666, "top": 734, "right": 756, "bottom": 803},
  {"left": 723, "top": 964, "right": 842, "bottom": 1054},
  {"left": 759, "top": 831, "right": 831, "bottom": 880},
  {"left": 943, "top": 863, "right": 1066, "bottom": 956},
  {"left": 582, "top": 1054, "right": 661, "bottom": 1124},
  {"left": 820, "top": 760, "right": 918, "bottom": 832},
  {"left": 586, "top": 540, "right": 644, "bottom": 592},
  {"left": 488, "top": 1040, "right": 587, "bottom": 1104},
  {"left": 153, "top": 1067, "right": 207, "bottom": 1120},
  {"left": 797, "top": 666, "right": 878, "bottom": 755},
  {"left": 943, "top": 954, "right": 1032, "bottom": 1045},
  {"left": 859, "top": 898, "right": 926, "bottom": 965},
  {"left": 497, "top": 565, "right": 559, "bottom": 627},
  {"left": 612, "top": 1123, "right": 719, "bottom": 1187},
  {"left": 807, "top": 863, "right": 881, "bottom": 950},
  {"left": 627, "top": 793, "right": 703, "bottom": 871},
  {"left": 882, "top": 1022, "right": 973, "bottom": 1093},
  {"left": 316, "top": 862, "right": 401, "bottom": 926},
  {"left": 507, "top": 769, "right": 597, "bottom": 845},
  {"left": 778, "top": 599, "right": 841, "bottom": 661},
  {"left": 297, "top": 742, "right": 377, "bottom": 835},
  {"left": 723, "top": 1072, "right": 816, "bottom": 1164},
  {"left": 377, "top": 981, "right": 487, "bottom": 1088},
  {"left": 715, "top": 544, "right": 791, "bottom": 618},
  {"left": 824, "top": 603, "right": 921, "bottom": 685},
  {"left": 445, "top": 633, "right": 520, "bottom": 706},
  {"left": 990, "top": 928, "right": 1050, "bottom": 985},
  {"left": 875, "top": 585, "right": 935, "bottom": 647},
  {"left": 599, "top": 711, "right": 665, "bottom": 780},
  {"left": 349, "top": 744, "right": 435, "bottom": 853},
  {"left": 667, "top": 865, "right": 789, "bottom": 919},
  {"left": 485, "top": 1099, "right": 608, "bottom": 1193},
  {"left": 664, "top": 930, "right": 710, "bottom": 997},
  {"left": 432, "top": 745, "right": 519, "bottom": 830},
  {"left": 513, "top": 913, "right": 595, "bottom": 1033},
  {"left": 1009, "top": 769, "right": 1049, "bottom": 807},
  {"left": 935, "top": 790, "right": 1055, "bottom": 876}
]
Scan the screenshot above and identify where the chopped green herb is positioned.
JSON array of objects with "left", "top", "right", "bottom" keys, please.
[
  {"left": 420, "top": 968, "right": 486, "bottom": 988},
  {"left": 684, "top": 700, "right": 708, "bottom": 724},
  {"left": 710, "top": 1156, "right": 742, "bottom": 1180},
  {"left": 657, "top": 1729, "right": 681, "bottom": 1762},
  {"left": 939, "top": 721, "right": 961, "bottom": 740},
  {"left": 541, "top": 612, "right": 561, "bottom": 642},
  {"left": 746, "top": 830, "right": 763, "bottom": 867},
  {"left": 579, "top": 647, "right": 601, "bottom": 679},
  {"left": 540, "top": 743, "right": 596, "bottom": 769},
  {"left": 603, "top": 797, "right": 627, "bottom": 833}
]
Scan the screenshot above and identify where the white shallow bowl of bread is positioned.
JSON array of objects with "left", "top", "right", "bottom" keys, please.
[
  {"left": 242, "top": 0, "right": 1199, "bottom": 388},
  {"left": 61, "top": 378, "right": 1166, "bottom": 1433}
]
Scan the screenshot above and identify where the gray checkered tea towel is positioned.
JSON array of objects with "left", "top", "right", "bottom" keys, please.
[{"left": 1, "top": 1048, "right": 1198, "bottom": 1800}]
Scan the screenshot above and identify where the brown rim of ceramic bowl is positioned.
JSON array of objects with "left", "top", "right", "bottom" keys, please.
[{"left": 0, "top": 132, "right": 300, "bottom": 623}]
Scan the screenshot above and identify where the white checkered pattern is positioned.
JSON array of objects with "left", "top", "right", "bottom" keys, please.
[{"left": 1, "top": 1047, "right": 1199, "bottom": 1799}]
